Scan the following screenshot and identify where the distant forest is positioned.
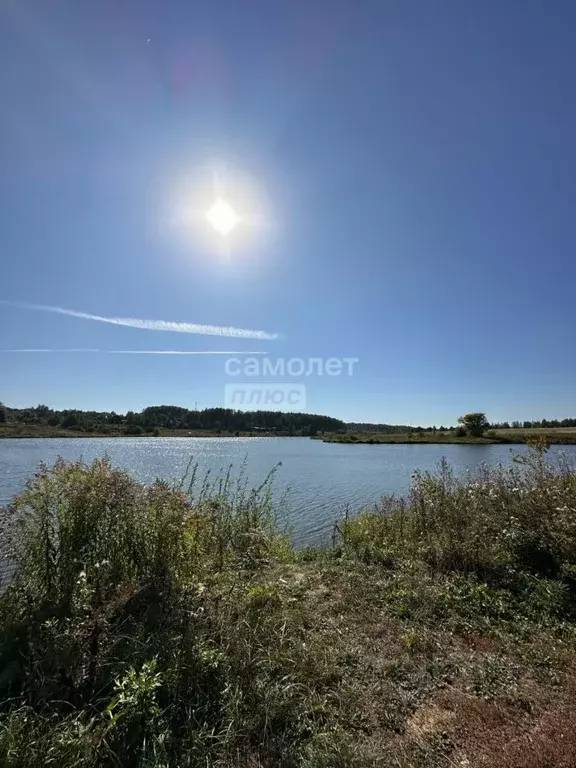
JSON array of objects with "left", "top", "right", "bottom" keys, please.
[{"left": 0, "top": 403, "right": 345, "bottom": 436}]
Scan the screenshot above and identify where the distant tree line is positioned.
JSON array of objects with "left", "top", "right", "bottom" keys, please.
[
  {"left": 346, "top": 423, "right": 460, "bottom": 434},
  {"left": 346, "top": 417, "right": 576, "bottom": 434},
  {"left": 3, "top": 401, "right": 575, "bottom": 436},
  {"left": 346, "top": 422, "right": 413, "bottom": 434},
  {"left": 490, "top": 419, "right": 576, "bottom": 429},
  {"left": 0, "top": 403, "right": 344, "bottom": 436}
]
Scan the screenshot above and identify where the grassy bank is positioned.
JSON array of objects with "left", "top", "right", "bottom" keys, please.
[
  {"left": 321, "top": 427, "right": 576, "bottom": 445},
  {"left": 0, "top": 424, "right": 283, "bottom": 439},
  {"left": 1, "top": 450, "right": 576, "bottom": 766}
]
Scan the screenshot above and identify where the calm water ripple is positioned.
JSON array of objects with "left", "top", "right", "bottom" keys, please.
[{"left": 1, "top": 437, "right": 576, "bottom": 545}]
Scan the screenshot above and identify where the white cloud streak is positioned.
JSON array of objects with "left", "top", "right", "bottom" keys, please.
[
  {"left": 0, "top": 349, "right": 266, "bottom": 355},
  {"left": 0, "top": 301, "right": 280, "bottom": 341},
  {"left": 110, "top": 350, "right": 267, "bottom": 355}
]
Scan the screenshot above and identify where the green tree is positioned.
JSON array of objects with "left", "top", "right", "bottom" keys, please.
[
  {"left": 457, "top": 412, "right": 489, "bottom": 437},
  {"left": 0, "top": 402, "right": 6, "bottom": 423}
]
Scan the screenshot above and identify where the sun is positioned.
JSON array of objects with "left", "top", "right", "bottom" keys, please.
[{"left": 206, "top": 198, "right": 241, "bottom": 236}]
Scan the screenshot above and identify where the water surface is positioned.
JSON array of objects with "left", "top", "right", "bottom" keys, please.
[{"left": 1, "top": 438, "right": 575, "bottom": 544}]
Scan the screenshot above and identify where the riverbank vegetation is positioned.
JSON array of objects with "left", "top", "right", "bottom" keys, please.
[
  {"left": 344, "top": 416, "right": 576, "bottom": 433},
  {"left": 321, "top": 428, "right": 576, "bottom": 445},
  {"left": 0, "top": 424, "right": 284, "bottom": 439},
  {"left": 1, "top": 448, "right": 576, "bottom": 766},
  {"left": 322, "top": 412, "right": 576, "bottom": 445}
]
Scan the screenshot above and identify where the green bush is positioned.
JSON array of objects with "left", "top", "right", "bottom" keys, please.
[
  {"left": 0, "top": 458, "right": 298, "bottom": 767},
  {"left": 341, "top": 449, "right": 576, "bottom": 581},
  {"left": 124, "top": 424, "right": 144, "bottom": 435}
]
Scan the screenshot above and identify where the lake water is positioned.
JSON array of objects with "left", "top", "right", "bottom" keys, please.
[{"left": 2, "top": 437, "right": 576, "bottom": 546}]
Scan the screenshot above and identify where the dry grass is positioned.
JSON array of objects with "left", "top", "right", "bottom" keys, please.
[
  {"left": 276, "top": 557, "right": 576, "bottom": 767},
  {"left": 442, "top": 671, "right": 576, "bottom": 767},
  {"left": 497, "top": 426, "right": 576, "bottom": 436}
]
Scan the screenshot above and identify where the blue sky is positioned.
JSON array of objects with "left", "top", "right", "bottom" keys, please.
[{"left": 1, "top": 0, "right": 576, "bottom": 426}]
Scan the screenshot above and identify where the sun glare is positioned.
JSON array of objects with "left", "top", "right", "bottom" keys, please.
[{"left": 206, "top": 198, "right": 240, "bottom": 236}]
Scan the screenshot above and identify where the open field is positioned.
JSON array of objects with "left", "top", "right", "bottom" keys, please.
[
  {"left": 498, "top": 426, "right": 576, "bottom": 437},
  {"left": 1, "top": 450, "right": 576, "bottom": 766},
  {"left": 321, "top": 427, "right": 576, "bottom": 445}
]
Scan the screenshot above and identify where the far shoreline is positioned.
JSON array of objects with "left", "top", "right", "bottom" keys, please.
[
  {"left": 0, "top": 426, "right": 289, "bottom": 440},
  {"left": 4, "top": 424, "right": 576, "bottom": 446},
  {"left": 317, "top": 430, "right": 576, "bottom": 446}
]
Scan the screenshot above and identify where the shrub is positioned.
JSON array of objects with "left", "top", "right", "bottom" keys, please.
[
  {"left": 341, "top": 449, "right": 576, "bottom": 581},
  {"left": 0, "top": 459, "right": 295, "bottom": 767},
  {"left": 124, "top": 424, "right": 144, "bottom": 435}
]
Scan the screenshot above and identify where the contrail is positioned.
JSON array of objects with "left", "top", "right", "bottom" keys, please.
[
  {"left": 0, "top": 301, "right": 280, "bottom": 341},
  {"left": 0, "top": 349, "right": 267, "bottom": 355},
  {"left": 109, "top": 350, "right": 267, "bottom": 355}
]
